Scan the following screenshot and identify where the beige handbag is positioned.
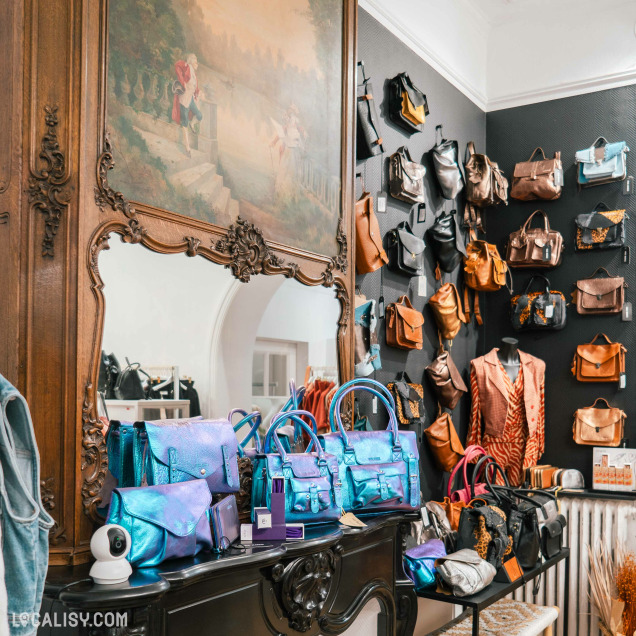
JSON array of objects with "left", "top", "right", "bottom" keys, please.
[{"left": 573, "top": 398, "right": 625, "bottom": 447}]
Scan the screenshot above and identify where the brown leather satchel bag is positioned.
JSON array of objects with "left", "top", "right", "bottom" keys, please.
[
  {"left": 573, "top": 398, "right": 625, "bottom": 447},
  {"left": 510, "top": 147, "right": 563, "bottom": 201},
  {"left": 385, "top": 296, "right": 424, "bottom": 350},
  {"left": 425, "top": 410, "right": 465, "bottom": 472},
  {"left": 389, "top": 147, "right": 426, "bottom": 204},
  {"left": 428, "top": 283, "right": 466, "bottom": 341},
  {"left": 506, "top": 209, "right": 564, "bottom": 268},
  {"left": 573, "top": 267, "right": 626, "bottom": 315},
  {"left": 571, "top": 333, "right": 626, "bottom": 383},
  {"left": 425, "top": 345, "right": 468, "bottom": 410},
  {"left": 355, "top": 191, "right": 388, "bottom": 274}
]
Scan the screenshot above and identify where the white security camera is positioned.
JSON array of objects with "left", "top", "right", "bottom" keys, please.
[{"left": 89, "top": 524, "right": 133, "bottom": 585}]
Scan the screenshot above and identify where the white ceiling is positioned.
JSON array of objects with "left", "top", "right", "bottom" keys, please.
[{"left": 360, "top": 0, "right": 636, "bottom": 111}]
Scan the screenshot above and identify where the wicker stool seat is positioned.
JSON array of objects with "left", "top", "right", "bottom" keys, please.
[{"left": 430, "top": 598, "right": 559, "bottom": 635}]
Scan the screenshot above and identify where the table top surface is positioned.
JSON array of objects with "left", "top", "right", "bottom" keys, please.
[
  {"left": 104, "top": 399, "right": 190, "bottom": 406},
  {"left": 416, "top": 548, "right": 569, "bottom": 610}
]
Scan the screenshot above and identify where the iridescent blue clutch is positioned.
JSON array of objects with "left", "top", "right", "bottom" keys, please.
[
  {"left": 404, "top": 540, "right": 446, "bottom": 590},
  {"left": 107, "top": 480, "right": 213, "bottom": 567}
]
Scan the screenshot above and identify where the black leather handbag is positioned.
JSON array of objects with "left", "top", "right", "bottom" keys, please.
[
  {"left": 386, "top": 221, "right": 425, "bottom": 277},
  {"left": 431, "top": 130, "right": 464, "bottom": 200},
  {"left": 511, "top": 274, "right": 567, "bottom": 331},
  {"left": 114, "top": 358, "right": 149, "bottom": 400},
  {"left": 541, "top": 515, "right": 566, "bottom": 558},
  {"left": 388, "top": 72, "right": 429, "bottom": 134},
  {"left": 575, "top": 202, "right": 626, "bottom": 251},
  {"left": 426, "top": 210, "right": 466, "bottom": 276},
  {"left": 98, "top": 351, "right": 121, "bottom": 399},
  {"left": 356, "top": 62, "right": 383, "bottom": 159},
  {"left": 457, "top": 503, "right": 511, "bottom": 570}
]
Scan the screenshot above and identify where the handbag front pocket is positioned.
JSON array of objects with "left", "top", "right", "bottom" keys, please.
[
  {"left": 289, "top": 476, "right": 334, "bottom": 514},
  {"left": 348, "top": 462, "right": 406, "bottom": 508}
]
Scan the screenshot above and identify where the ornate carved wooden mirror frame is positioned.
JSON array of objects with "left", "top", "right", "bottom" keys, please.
[{"left": 80, "top": 0, "right": 357, "bottom": 523}]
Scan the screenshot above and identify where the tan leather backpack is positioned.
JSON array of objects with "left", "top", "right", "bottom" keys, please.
[
  {"left": 428, "top": 283, "right": 466, "bottom": 341},
  {"left": 385, "top": 296, "right": 424, "bottom": 350},
  {"left": 355, "top": 191, "right": 388, "bottom": 274}
]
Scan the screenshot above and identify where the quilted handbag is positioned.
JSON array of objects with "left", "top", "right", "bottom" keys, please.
[
  {"left": 252, "top": 411, "right": 342, "bottom": 524},
  {"left": 389, "top": 147, "right": 426, "bottom": 204},
  {"left": 428, "top": 282, "right": 466, "bottom": 341},
  {"left": 107, "top": 421, "right": 135, "bottom": 488},
  {"left": 106, "top": 479, "right": 214, "bottom": 567},
  {"left": 133, "top": 418, "right": 239, "bottom": 492},
  {"left": 432, "top": 132, "right": 464, "bottom": 200},
  {"left": 435, "top": 550, "right": 497, "bottom": 596},
  {"left": 573, "top": 267, "right": 626, "bottom": 315},
  {"left": 387, "top": 372, "right": 425, "bottom": 429},
  {"left": 511, "top": 274, "right": 567, "bottom": 331},
  {"left": 426, "top": 210, "right": 466, "bottom": 276},
  {"left": 319, "top": 379, "right": 421, "bottom": 513},
  {"left": 575, "top": 137, "right": 629, "bottom": 186},
  {"left": 573, "top": 398, "right": 625, "bottom": 447},
  {"left": 404, "top": 539, "right": 447, "bottom": 591},
  {"left": 356, "top": 61, "right": 384, "bottom": 159},
  {"left": 571, "top": 332, "right": 626, "bottom": 383},
  {"left": 424, "top": 409, "right": 464, "bottom": 473},
  {"left": 388, "top": 72, "right": 429, "bottom": 134},
  {"left": 355, "top": 299, "right": 381, "bottom": 377},
  {"left": 510, "top": 147, "right": 563, "bottom": 201},
  {"left": 575, "top": 203, "right": 627, "bottom": 251},
  {"left": 385, "top": 295, "right": 424, "bottom": 350},
  {"left": 425, "top": 346, "right": 468, "bottom": 410},
  {"left": 355, "top": 191, "right": 388, "bottom": 274},
  {"left": 386, "top": 221, "right": 425, "bottom": 277},
  {"left": 506, "top": 209, "right": 564, "bottom": 268}
]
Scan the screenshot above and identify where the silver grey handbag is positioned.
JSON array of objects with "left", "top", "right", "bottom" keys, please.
[
  {"left": 435, "top": 549, "right": 496, "bottom": 597},
  {"left": 389, "top": 146, "right": 426, "bottom": 204},
  {"left": 554, "top": 468, "right": 585, "bottom": 489},
  {"left": 432, "top": 129, "right": 464, "bottom": 200}
]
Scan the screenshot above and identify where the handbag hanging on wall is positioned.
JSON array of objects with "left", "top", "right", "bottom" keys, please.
[
  {"left": 386, "top": 221, "right": 426, "bottom": 277},
  {"left": 388, "top": 72, "right": 429, "bottom": 134},
  {"left": 425, "top": 345, "right": 468, "bottom": 410},
  {"left": 506, "top": 209, "right": 564, "bottom": 268},
  {"left": 431, "top": 126, "right": 464, "bottom": 200},
  {"left": 571, "top": 333, "right": 626, "bottom": 384},
  {"left": 573, "top": 398, "right": 625, "bottom": 447},
  {"left": 510, "top": 147, "right": 563, "bottom": 201},
  {"left": 510, "top": 274, "right": 567, "bottom": 331},
  {"left": 389, "top": 147, "right": 426, "bottom": 204},
  {"left": 355, "top": 189, "right": 388, "bottom": 274},
  {"left": 428, "top": 283, "right": 466, "bottom": 341},
  {"left": 387, "top": 372, "right": 425, "bottom": 430},
  {"left": 573, "top": 267, "right": 626, "bottom": 315},
  {"left": 424, "top": 408, "right": 465, "bottom": 473},
  {"left": 575, "top": 202, "right": 627, "bottom": 251},
  {"left": 354, "top": 298, "right": 382, "bottom": 377},
  {"left": 575, "top": 137, "right": 629, "bottom": 187},
  {"left": 356, "top": 61, "right": 384, "bottom": 159},
  {"left": 385, "top": 296, "right": 425, "bottom": 350},
  {"left": 426, "top": 209, "right": 466, "bottom": 278}
]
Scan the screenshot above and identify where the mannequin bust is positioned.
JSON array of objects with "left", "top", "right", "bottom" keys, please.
[{"left": 497, "top": 337, "right": 520, "bottom": 383}]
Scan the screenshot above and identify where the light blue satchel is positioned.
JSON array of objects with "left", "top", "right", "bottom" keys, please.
[
  {"left": 252, "top": 410, "right": 342, "bottom": 524},
  {"left": 576, "top": 137, "right": 629, "bottom": 186},
  {"left": 319, "top": 378, "right": 420, "bottom": 513}
]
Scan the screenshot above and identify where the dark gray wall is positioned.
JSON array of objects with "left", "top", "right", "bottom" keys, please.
[
  {"left": 485, "top": 86, "right": 636, "bottom": 485},
  {"left": 356, "top": 9, "right": 486, "bottom": 500}
]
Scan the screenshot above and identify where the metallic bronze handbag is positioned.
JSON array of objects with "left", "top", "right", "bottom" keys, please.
[
  {"left": 510, "top": 147, "right": 563, "bottom": 201},
  {"left": 389, "top": 147, "right": 426, "bottom": 204},
  {"left": 573, "top": 267, "right": 626, "bottom": 315},
  {"left": 506, "top": 209, "right": 563, "bottom": 268},
  {"left": 573, "top": 398, "right": 625, "bottom": 447},
  {"left": 425, "top": 345, "right": 468, "bottom": 410},
  {"left": 428, "top": 283, "right": 466, "bottom": 341}
]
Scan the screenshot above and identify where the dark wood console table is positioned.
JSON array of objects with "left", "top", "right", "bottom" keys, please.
[{"left": 40, "top": 514, "right": 419, "bottom": 636}]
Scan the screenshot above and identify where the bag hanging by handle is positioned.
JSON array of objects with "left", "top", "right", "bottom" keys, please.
[
  {"left": 269, "top": 410, "right": 325, "bottom": 463},
  {"left": 589, "top": 332, "right": 615, "bottom": 346},
  {"left": 586, "top": 267, "right": 616, "bottom": 280},
  {"left": 593, "top": 201, "right": 612, "bottom": 212},
  {"left": 527, "top": 147, "right": 547, "bottom": 162},
  {"left": 521, "top": 209, "right": 551, "bottom": 233},
  {"left": 592, "top": 136, "right": 609, "bottom": 149},
  {"left": 522, "top": 273, "right": 552, "bottom": 296},
  {"left": 590, "top": 397, "right": 613, "bottom": 409}
]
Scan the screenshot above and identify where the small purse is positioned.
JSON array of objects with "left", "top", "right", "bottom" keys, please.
[
  {"left": 210, "top": 495, "right": 240, "bottom": 551},
  {"left": 428, "top": 283, "right": 466, "bottom": 341},
  {"left": 106, "top": 479, "right": 213, "bottom": 567},
  {"left": 541, "top": 514, "right": 567, "bottom": 559},
  {"left": 355, "top": 191, "right": 388, "bottom": 274},
  {"left": 506, "top": 209, "right": 564, "bottom": 268},
  {"left": 426, "top": 210, "right": 466, "bottom": 276},
  {"left": 573, "top": 398, "right": 625, "bottom": 447},
  {"left": 571, "top": 332, "right": 626, "bottom": 383},
  {"left": 388, "top": 72, "right": 429, "bottom": 134},
  {"left": 510, "top": 147, "right": 563, "bottom": 201},
  {"left": 424, "top": 409, "right": 464, "bottom": 473},
  {"left": 510, "top": 274, "right": 567, "bottom": 331},
  {"left": 386, "top": 221, "right": 426, "bottom": 277},
  {"left": 106, "top": 421, "right": 135, "bottom": 488},
  {"left": 575, "top": 203, "right": 627, "bottom": 251},
  {"left": 573, "top": 267, "right": 626, "bottom": 315},
  {"left": 404, "top": 540, "right": 447, "bottom": 591},
  {"left": 425, "top": 346, "right": 468, "bottom": 410},
  {"left": 435, "top": 550, "right": 497, "bottom": 597},
  {"left": 389, "top": 147, "right": 426, "bottom": 204},
  {"left": 355, "top": 299, "right": 381, "bottom": 377},
  {"left": 575, "top": 137, "right": 629, "bottom": 187},
  {"left": 385, "top": 296, "right": 425, "bottom": 350},
  {"left": 431, "top": 130, "right": 464, "bottom": 200},
  {"left": 387, "top": 372, "right": 425, "bottom": 429},
  {"left": 356, "top": 61, "right": 383, "bottom": 159}
]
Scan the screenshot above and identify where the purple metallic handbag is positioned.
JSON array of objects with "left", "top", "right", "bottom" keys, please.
[
  {"left": 106, "top": 479, "right": 213, "bottom": 567},
  {"left": 210, "top": 495, "right": 240, "bottom": 551}
]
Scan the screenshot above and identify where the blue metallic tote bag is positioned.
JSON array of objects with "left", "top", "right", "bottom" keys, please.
[
  {"left": 319, "top": 378, "right": 421, "bottom": 513},
  {"left": 229, "top": 409, "right": 263, "bottom": 459},
  {"left": 106, "top": 420, "right": 136, "bottom": 487},
  {"left": 576, "top": 137, "right": 629, "bottom": 187},
  {"left": 133, "top": 417, "right": 239, "bottom": 493},
  {"left": 252, "top": 410, "right": 342, "bottom": 524},
  {"left": 107, "top": 479, "right": 213, "bottom": 567}
]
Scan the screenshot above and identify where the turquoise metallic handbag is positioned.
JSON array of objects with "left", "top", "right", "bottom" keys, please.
[
  {"left": 404, "top": 539, "right": 446, "bottom": 590},
  {"left": 229, "top": 409, "right": 263, "bottom": 459},
  {"left": 319, "top": 378, "right": 421, "bottom": 513},
  {"left": 252, "top": 410, "right": 342, "bottom": 524},
  {"left": 106, "top": 421, "right": 135, "bottom": 487},
  {"left": 576, "top": 137, "right": 629, "bottom": 186}
]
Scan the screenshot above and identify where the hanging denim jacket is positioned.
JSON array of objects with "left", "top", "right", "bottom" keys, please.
[
  {"left": 354, "top": 300, "right": 381, "bottom": 377},
  {"left": 0, "top": 374, "right": 53, "bottom": 636}
]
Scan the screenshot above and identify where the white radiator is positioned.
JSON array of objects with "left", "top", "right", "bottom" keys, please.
[{"left": 511, "top": 497, "right": 636, "bottom": 636}]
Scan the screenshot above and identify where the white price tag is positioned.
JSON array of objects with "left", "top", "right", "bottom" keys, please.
[
  {"left": 545, "top": 304, "right": 554, "bottom": 319},
  {"left": 377, "top": 193, "right": 387, "bottom": 212},
  {"left": 417, "top": 275, "right": 427, "bottom": 297},
  {"left": 372, "top": 396, "right": 378, "bottom": 414}
]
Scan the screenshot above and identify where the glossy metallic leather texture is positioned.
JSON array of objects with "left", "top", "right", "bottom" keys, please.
[
  {"left": 571, "top": 332, "right": 626, "bottom": 383},
  {"left": 510, "top": 147, "right": 562, "bottom": 201},
  {"left": 576, "top": 138, "right": 629, "bottom": 186},
  {"left": 426, "top": 210, "right": 465, "bottom": 274},
  {"left": 575, "top": 205, "right": 626, "bottom": 250},
  {"left": 404, "top": 539, "right": 447, "bottom": 591},
  {"left": 355, "top": 192, "right": 388, "bottom": 274},
  {"left": 133, "top": 418, "right": 239, "bottom": 492},
  {"left": 506, "top": 209, "right": 563, "bottom": 268},
  {"left": 428, "top": 283, "right": 466, "bottom": 341},
  {"left": 573, "top": 398, "right": 625, "bottom": 447},
  {"left": 107, "top": 479, "right": 213, "bottom": 567},
  {"left": 210, "top": 495, "right": 240, "bottom": 551},
  {"left": 319, "top": 379, "right": 420, "bottom": 513},
  {"left": 435, "top": 549, "right": 496, "bottom": 597},
  {"left": 389, "top": 147, "right": 426, "bottom": 204},
  {"left": 425, "top": 347, "right": 467, "bottom": 410},
  {"left": 424, "top": 411, "right": 464, "bottom": 473},
  {"left": 386, "top": 221, "right": 425, "bottom": 277},
  {"left": 574, "top": 267, "right": 625, "bottom": 314},
  {"left": 432, "top": 139, "right": 464, "bottom": 200},
  {"left": 107, "top": 420, "right": 135, "bottom": 487},
  {"left": 464, "top": 141, "right": 508, "bottom": 208}
]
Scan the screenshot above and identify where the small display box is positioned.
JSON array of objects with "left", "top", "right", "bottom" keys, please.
[{"left": 593, "top": 447, "right": 636, "bottom": 493}]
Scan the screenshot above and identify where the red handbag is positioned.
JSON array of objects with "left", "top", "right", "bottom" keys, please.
[{"left": 448, "top": 445, "right": 493, "bottom": 503}]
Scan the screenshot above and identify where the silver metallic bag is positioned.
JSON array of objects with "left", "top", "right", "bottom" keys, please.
[
  {"left": 432, "top": 134, "right": 464, "bottom": 200},
  {"left": 435, "top": 549, "right": 496, "bottom": 597}
]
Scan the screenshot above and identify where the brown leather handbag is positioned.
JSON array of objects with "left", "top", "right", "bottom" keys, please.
[
  {"left": 506, "top": 209, "right": 564, "bottom": 268},
  {"left": 573, "top": 267, "right": 626, "bottom": 315},
  {"left": 428, "top": 283, "right": 466, "bottom": 341},
  {"left": 425, "top": 345, "right": 468, "bottom": 410},
  {"left": 385, "top": 296, "right": 424, "bottom": 350},
  {"left": 510, "top": 147, "right": 563, "bottom": 201},
  {"left": 355, "top": 191, "right": 388, "bottom": 274},
  {"left": 425, "top": 409, "right": 465, "bottom": 472},
  {"left": 389, "top": 147, "right": 426, "bottom": 204},
  {"left": 573, "top": 398, "right": 625, "bottom": 447},
  {"left": 571, "top": 333, "right": 626, "bottom": 383}
]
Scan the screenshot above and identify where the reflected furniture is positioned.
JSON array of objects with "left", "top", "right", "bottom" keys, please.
[{"left": 104, "top": 399, "right": 190, "bottom": 421}]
